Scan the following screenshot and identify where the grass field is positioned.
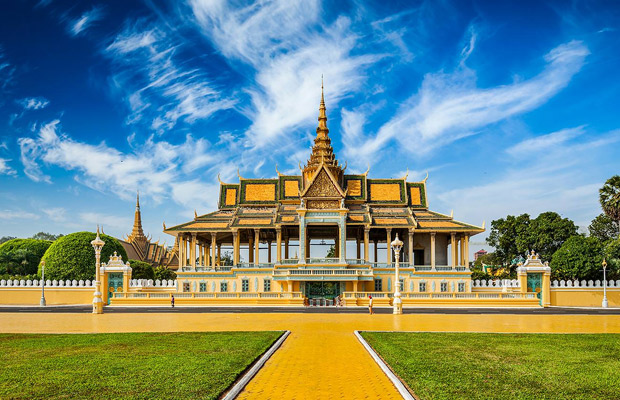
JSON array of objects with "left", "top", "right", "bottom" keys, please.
[
  {"left": 362, "top": 332, "right": 620, "bottom": 400},
  {"left": 0, "top": 331, "right": 283, "bottom": 400}
]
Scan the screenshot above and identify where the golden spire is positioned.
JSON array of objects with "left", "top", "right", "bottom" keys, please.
[
  {"left": 128, "top": 191, "right": 146, "bottom": 243},
  {"left": 302, "top": 77, "right": 344, "bottom": 186}
]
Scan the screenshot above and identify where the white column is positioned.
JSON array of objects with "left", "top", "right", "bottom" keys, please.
[
  {"left": 464, "top": 235, "right": 470, "bottom": 267},
  {"left": 430, "top": 232, "right": 436, "bottom": 268},
  {"left": 191, "top": 233, "right": 197, "bottom": 269},
  {"left": 451, "top": 233, "right": 457, "bottom": 267},
  {"left": 254, "top": 229, "right": 260, "bottom": 264},
  {"left": 211, "top": 234, "right": 217, "bottom": 268},
  {"left": 386, "top": 228, "right": 392, "bottom": 263},
  {"left": 408, "top": 229, "right": 414, "bottom": 265}
]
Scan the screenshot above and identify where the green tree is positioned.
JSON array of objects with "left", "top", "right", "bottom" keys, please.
[
  {"left": 604, "top": 239, "right": 620, "bottom": 280},
  {"left": 589, "top": 213, "right": 618, "bottom": 243},
  {"left": 41, "top": 232, "right": 127, "bottom": 281},
  {"left": 128, "top": 259, "right": 155, "bottom": 280},
  {"left": 220, "top": 251, "right": 233, "bottom": 266},
  {"left": 487, "top": 214, "right": 531, "bottom": 265},
  {"left": 30, "top": 232, "right": 64, "bottom": 241},
  {"left": 527, "top": 212, "right": 578, "bottom": 263},
  {"left": 154, "top": 266, "right": 176, "bottom": 281},
  {"left": 0, "top": 239, "right": 52, "bottom": 276},
  {"left": 599, "top": 175, "right": 620, "bottom": 239},
  {"left": 0, "top": 236, "right": 16, "bottom": 245},
  {"left": 326, "top": 244, "right": 336, "bottom": 258},
  {"left": 550, "top": 236, "right": 604, "bottom": 281},
  {"left": 487, "top": 212, "right": 577, "bottom": 265}
]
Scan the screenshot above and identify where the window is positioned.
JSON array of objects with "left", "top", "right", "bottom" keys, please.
[
  {"left": 220, "top": 282, "right": 228, "bottom": 292},
  {"left": 182, "top": 282, "right": 190, "bottom": 292},
  {"left": 264, "top": 279, "right": 271, "bottom": 292},
  {"left": 199, "top": 282, "right": 206, "bottom": 292},
  {"left": 242, "top": 279, "right": 249, "bottom": 292},
  {"left": 440, "top": 282, "right": 448, "bottom": 292},
  {"left": 419, "top": 282, "right": 426, "bottom": 292},
  {"left": 399, "top": 278, "right": 404, "bottom": 292},
  {"left": 458, "top": 282, "right": 466, "bottom": 292},
  {"left": 374, "top": 279, "right": 382, "bottom": 291}
]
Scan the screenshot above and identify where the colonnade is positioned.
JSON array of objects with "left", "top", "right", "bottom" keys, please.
[{"left": 176, "top": 228, "right": 470, "bottom": 269}]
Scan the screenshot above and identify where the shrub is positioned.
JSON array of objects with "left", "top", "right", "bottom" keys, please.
[
  {"left": 604, "top": 239, "right": 620, "bottom": 280},
  {"left": 128, "top": 259, "right": 155, "bottom": 280},
  {"left": 550, "top": 235, "right": 604, "bottom": 281},
  {"left": 41, "top": 232, "right": 127, "bottom": 281},
  {"left": 154, "top": 266, "right": 176, "bottom": 281},
  {"left": 0, "top": 239, "right": 52, "bottom": 276}
]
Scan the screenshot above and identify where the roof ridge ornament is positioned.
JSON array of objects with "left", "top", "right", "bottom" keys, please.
[
  {"left": 423, "top": 171, "right": 429, "bottom": 183},
  {"left": 363, "top": 163, "right": 370, "bottom": 176},
  {"left": 237, "top": 169, "right": 244, "bottom": 180},
  {"left": 402, "top": 167, "right": 409, "bottom": 180}
]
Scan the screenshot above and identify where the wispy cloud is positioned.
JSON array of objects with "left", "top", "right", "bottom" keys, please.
[
  {"left": 17, "top": 119, "right": 224, "bottom": 210},
  {"left": 69, "top": 6, "right": 104, "bottom": 36},
  {"left": 438, "top": 128, "right": 620, "bottom": 230},
  {"left": 342, "top": 40, "right": 590, "bottom": 164},
  {"left": 42, "top": 207, "right": 66, "bottom": 222},
  {"left": 0, "top": 158, "right": 16, "bottom": 176},
  {"left": 79, "top": 212, "right": 130, "bottom": 230},
  {"left": 17, "top": 96, "right": 49, "bottom": 110},
  {"left": 506, "top": 125, "right": 585, "bottom": 157},
  {"left": 105, "top": 20, "right": 235, "bottom": 132},
  {"left": 189, "top": 0, "right": 381, "bottom": 151},
  {"left": 0, "top": 210, "right": 39, "bottom": 220}
]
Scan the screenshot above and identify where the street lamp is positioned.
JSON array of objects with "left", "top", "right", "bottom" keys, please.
[
  {"left": 91, "top": 227, "right": 105, "bottom": 314},
  {"left": 602, "top": 259, "right": 608, "bottom": 308},
  {"left": 391, "top": 233, "right": 403, "bottom": 315},
  {"left": 39, "top": 261, "right": 46, "bottom": 307}
]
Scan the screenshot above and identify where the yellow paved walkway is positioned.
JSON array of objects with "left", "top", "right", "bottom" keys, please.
[{"left": 1, "top": 312, "right": 619, "bottom": 399}]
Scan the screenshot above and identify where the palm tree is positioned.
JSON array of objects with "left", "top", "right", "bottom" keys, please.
[{"left": 599, "top": 175, "right": 620, "bottom": 239}]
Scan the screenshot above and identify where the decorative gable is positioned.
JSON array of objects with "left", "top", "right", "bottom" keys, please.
[{"left": 304, "top": 168, "right": 342, "bottom": 198}]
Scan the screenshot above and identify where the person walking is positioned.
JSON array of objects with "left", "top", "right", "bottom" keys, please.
[
  {"left": 368, "top": 295, "right": 373, "bottom": 315},
  {"left": 171, "top": 294, "right": 175, "bottom": 308}
]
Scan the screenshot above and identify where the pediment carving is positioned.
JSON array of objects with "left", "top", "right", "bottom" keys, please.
[{"left": 305, "top": 169, "right": 341, "bottom": 198}]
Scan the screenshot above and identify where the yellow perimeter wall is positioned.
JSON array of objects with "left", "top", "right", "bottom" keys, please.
[
  {"left": 1, "top": 287, "right": 620, "bottom": 307},
  {"left": 550, "top": 288, "right": 620, "bottom": 307},
  {"left": 0, "top": 288, "right": 93, "bottom": 305}
]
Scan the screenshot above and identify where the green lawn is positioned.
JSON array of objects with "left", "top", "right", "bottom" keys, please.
[
  {"left": 0, "top": 331, "right": 283, "bottom": 400},
  {"left": 361, "top": 332, "right": 620, "bottom": 400}
]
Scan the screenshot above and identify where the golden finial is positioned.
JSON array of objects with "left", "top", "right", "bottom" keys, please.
[
  {"left": 136, "top": 190, "right": 140, "bottom": 208},
  {"left": 482, "top": 220, "right": 486, "bottom": 229},
  {"left": 217, "top": 173, "right": 224, "bottom": 185},
  {"left": 450, "top": 209, "right": 454, "bottom": 218},
  {"left": 163, "top": 221, "right": 167, "bottom": 230},
  {"left": 237, "top": 168, "right": 244, "bottom": 180},
  {"left": 342, "top": 160, "right": 347, "bottom": 173},
  {"left": 363, "top": 163, "right": 370, "bottom": 176},
  {"left": 275, "top": 163, "right": 282, "bottom": 176},
  {"left": 194, "top": 209, "right": 198, "bottom": 219},
  {"left": 422, "top": 171, "right": 429, "bottom": 183},
  {"left": 402, "top": 168, "right": 409, "bottom": 180}
]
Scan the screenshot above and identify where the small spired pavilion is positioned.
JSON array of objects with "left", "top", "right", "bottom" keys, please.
[{"left": 164, "top": 85, "right": 484, "bottom": 301}]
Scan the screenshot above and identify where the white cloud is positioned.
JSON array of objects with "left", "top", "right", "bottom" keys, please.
[
  {"left": 69, "top": 7, "right": 104, "bottom": 36},
  {"left": 0, "top": 210, "right": 39, "bottom": 220},
  {"left": 42, "top": 207, "right": 67, "bottom": 222},
  {"left": 105, "top": 20, "right": 235, "bottom": 132},
  {"left": 506, "top": 126, "right": 585, "bottom": 157},
  {"left": 79, "top": 212, "right": 130, "bottom": 230},
  {"left": 0, "top": 158, "right": 16, "bottom": 176},
  {"left": 18, "top": 120, "right": 224, "bottom": 207},
  {"left": 189, "top": 1, "right": 381, "bottom": 149},
  {"left": 343, "top": 40, "right": 590, "bottom": 163},
  {"left": 17, "top": 96, "right": 49, "bottom": 110},
  {"left": 437, "top": 129, "right": 620, "bottom": 233}
]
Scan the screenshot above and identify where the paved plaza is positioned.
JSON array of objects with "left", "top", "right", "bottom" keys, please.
[{"left": 1, "top": 311, "right": 620, "bottom": 399}]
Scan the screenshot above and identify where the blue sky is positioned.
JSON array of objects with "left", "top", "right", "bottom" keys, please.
[{"left": 0, "top": 0, "right": 619, "bottom": 251}]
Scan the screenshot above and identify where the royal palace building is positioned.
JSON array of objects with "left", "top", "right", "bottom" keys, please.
[{"left": 164, "top": 86, "right": 485, "bottom": 305}]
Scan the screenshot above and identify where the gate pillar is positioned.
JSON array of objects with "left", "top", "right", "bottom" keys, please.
[{"left": 516, "top": 251, "right": 551, "bottom": 307}]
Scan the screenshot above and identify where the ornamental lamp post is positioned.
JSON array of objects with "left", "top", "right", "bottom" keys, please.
[
  {"left": 91, "top": 227, "right": 105, "bottom": 314},
  {"left": 602, "top": 259, "right": 608, "bottom": 308},
  {"left": 39, "top": 260, "right": 46, "bottom": 307},
  {"left": 391, "top": 233, "right": 404, "bottom": 315}
]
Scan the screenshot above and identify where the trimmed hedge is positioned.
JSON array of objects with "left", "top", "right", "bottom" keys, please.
[
  {"left": 41, "top": 232, "right": 127, "bottom": 281},
  {"left": 128, "top": 259, "right": 155, "bottom": 280},
  {"left": 0, "top": 239, "right": 52, "bottom": 276}
]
